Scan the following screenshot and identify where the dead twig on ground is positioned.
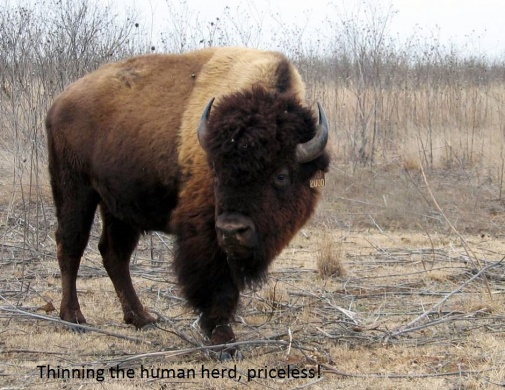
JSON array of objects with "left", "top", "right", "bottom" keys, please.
[
  {"left": 386, "top": 256, "right": 505, "bottom": 341},
  {"left": 419, "top": 162, "right": 492, "bottom": 297},
  {"left": 321, "top": 363, "right": 496, "bottom": 379},
  {"left": 0, "top": 295, "right": 153, "bottom": 345},
  {"left": 101, "top": 339, "right": 293, "bottom": 367}
]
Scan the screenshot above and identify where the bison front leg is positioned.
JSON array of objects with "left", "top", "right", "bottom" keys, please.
[
  {"left": 174, "top": 240, "right": 242, "bottom": 359},
  {"left": 98, "top": 205, "right": 156, "bottom": 329},
  {"left": 196, "top": 277, "right": 242, "bottom": 360},
  {"left": 198, "top": 280, "right": 240, "bottom": 349}
]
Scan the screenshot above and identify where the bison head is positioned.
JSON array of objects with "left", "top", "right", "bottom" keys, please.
[{"left": 198, "top": 86, "right": 329, "bottom": 288}]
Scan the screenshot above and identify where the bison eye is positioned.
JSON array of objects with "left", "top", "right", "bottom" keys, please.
[{"left": 273, "top": 168, "right": 291, "bottom": 188}]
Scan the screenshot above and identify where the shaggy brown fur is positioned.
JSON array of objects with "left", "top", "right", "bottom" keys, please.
[{"left": 46, "top": 47, "right": 329, "bottom": 358}]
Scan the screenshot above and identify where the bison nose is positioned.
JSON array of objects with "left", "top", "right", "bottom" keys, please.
[{"left": 216, "top": 214, "right": 256, "bottom": 248}]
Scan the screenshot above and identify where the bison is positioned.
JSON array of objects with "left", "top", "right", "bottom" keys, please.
[{"left": 46, "top": 47, "right": 329, "bottom": 358}]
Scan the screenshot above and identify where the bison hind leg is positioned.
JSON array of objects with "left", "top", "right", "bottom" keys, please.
[
  {"left": 98, "top": 204, "right": 156, "bottom": 329},
  {"left": 52, "top": 180, "right": 100, "bottom": 328}
]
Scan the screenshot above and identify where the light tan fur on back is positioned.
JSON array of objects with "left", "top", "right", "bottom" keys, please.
[{"left": 176, "top": 47, "right": 306, "bottom": 208}]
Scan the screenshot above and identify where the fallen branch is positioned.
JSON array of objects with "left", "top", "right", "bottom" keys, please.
[
  {"left": 386, "top": 257, "right": 504, "bottom": 340},
  {"left": 102, "top": 339, "right": 291, "bottom": 366},
  {"left": 0, "top": 296, "right": 152, "bottom": 345},
  {"left": 321, "top": 363, "right": 495, "bottom": 379}
]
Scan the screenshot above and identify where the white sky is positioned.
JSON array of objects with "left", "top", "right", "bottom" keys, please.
[{"left": 123, "top": 0, "right": 504, "bottom": 58}]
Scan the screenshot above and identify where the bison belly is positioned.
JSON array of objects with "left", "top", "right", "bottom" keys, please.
[{"left": 92, "top": 172, "right": 179, "bottom": 232}]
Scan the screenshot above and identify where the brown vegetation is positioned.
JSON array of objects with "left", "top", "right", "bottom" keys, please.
[{"left": 316, "top": 229, "right": 347, "bottom": 278}]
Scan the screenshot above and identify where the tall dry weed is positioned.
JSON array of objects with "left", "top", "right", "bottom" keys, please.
[{"left": 316, "top": 230, "right": 346, "bottom": 279}]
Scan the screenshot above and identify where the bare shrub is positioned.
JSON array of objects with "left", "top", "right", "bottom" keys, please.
[{"left": 0, "top": 0, "right": 140, "bottom": 252}]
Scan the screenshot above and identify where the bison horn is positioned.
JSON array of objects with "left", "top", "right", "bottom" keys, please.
[
  {"left": 296, "top": 102, "right": 329, "bottom": 163},
  {"left": 197, "top": 97, "right": 215, "bottom": 150}
]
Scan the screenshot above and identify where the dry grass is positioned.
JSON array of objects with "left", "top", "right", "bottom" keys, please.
[
  {"left": 316, "top": 230, "right": 347, "bottom": 279},
  {"left": 315, "top": 162, "right": 505, "bottom": 235},
  {"left": 309, "top": 82, "right": 505, "bottom": 175}
]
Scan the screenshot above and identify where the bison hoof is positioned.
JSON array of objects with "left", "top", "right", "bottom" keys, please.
[
  {"left": 209, "top": 324, "right": 243, "bottom": 360},
  {"left": 210, "top": 324, "right": 235, "bottom": 342},
  {"left": 60, "top": 308, "right": 88, "bottom": 333},
  {"left": 139, "top": 322, "right": 157, "bottom": 331},
  {"left": 217, "top": 349, "right": 244, "bottom": 361},
  {"left": 69, "top": 323, "right": 88, "bottom": 334},
  {"left": 125, "top": 310, "right": 157, "bottom": 329}
]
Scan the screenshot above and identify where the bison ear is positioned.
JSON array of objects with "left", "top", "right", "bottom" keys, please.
[
  {"left": 295, "top": 102, "right": 329, "bottom": 163},
  {"left": 197, "top": 97, "right": 215, "bottom": 151}
]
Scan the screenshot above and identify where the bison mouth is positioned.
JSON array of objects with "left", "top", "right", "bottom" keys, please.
[
  {"left": 216, "top": 213, "right": 267, "bottom": 288},
  {"left": 222, "top": 243, "right": 254, "bottom": 259}
]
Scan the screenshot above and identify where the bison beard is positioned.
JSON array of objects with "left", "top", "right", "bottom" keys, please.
[
  {"left": 225, "top": 248, "right": 268, "bottom": 291},
  {"left": 45, "top": 48, "right": 329, "bottom": 360}
]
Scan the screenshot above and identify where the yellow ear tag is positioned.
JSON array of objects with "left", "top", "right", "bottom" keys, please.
[{"left": 310, "top": 171, "right": 326, "bottom": 188}]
